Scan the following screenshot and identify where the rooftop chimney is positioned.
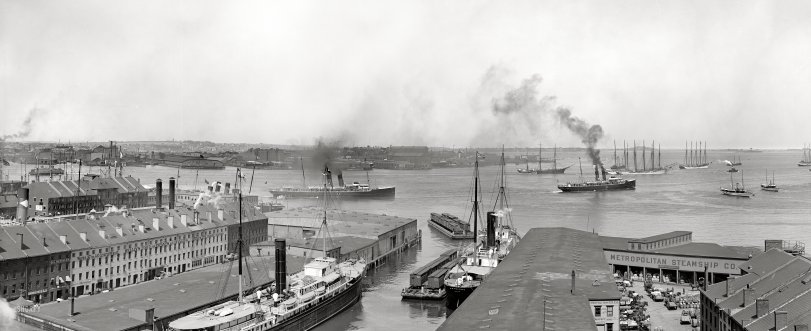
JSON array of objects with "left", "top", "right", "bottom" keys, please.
[
  {"left": 756, "top": 298, "right": 769, "bottom": 317},
  {"left": 138, "top": 224, "right": 145, "bottom": 233},
  {"left": 180, "top": 214, "right": 188, "bottom": 227},
  {"left": 79, "top": 232, "right": 87, "bottom": 242},
  {"left": 59, "top": 235, "right": 67, "bottom": 245},
  {"left": 17, "top": 233, "right": 23, "bottom": 250},
  {"left": 486, "top": 211, "right": 496, "bottom": 247},
  {"left": 775, "top": 311, "right": 788, "bottom": 331},
  {"left": 168, "top": 177, "right": 176, "bottom": 209},
  {"left": 98, "top": 230, "right": 106, "bottom": 239},
  {"left": 275, "top": 238, "right": 287, "bottom": 295},
  {"left": 152, "top": 217, "right": 160, "bottom": 231},
  {"left": 744, "top": 287, "right": 756, "bottom": 307},
  {"left": 115, "top": 226, "right": 123, "bottom": 237},
  {"left": 225, "top": 182, "right": 231, "bottom": 195},
  {"left": 16, "top": 187, "right": 29, "bottom": 223},
  {"left": 168, "top": 216, "right": 175, "bottom": 229},
  {"left": 571, "top": 269, "right": 576, "bottom": 295},
  {"left": 217, "top": 208, "right": 224, "bottom": 221},
  {"left": 725, "top": 278, "right": 731, "bottom": 297},
  {"left": 155, "top": 179, "right": 163, "bottom": 209}
]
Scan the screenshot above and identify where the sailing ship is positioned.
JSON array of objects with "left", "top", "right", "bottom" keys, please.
[
  {"left": 624, "top": 140, "right": 667, "bottom": 175},
  {"left": 799, "top": 144, "right": 811, "bottom": 166},
  {"left": 516, "top": 154, "right": 534, "bottom": 174},
  {"left": 169, "top": 168, "right": 367, "bottom": 331},
  {"left": 444, "top": 150, "right": 520, "bottom": 309},
  {"left": 760, "top": 171, "right": 778, "bottom": 192},
  {"left": 558, "top": 158, "right": 636, "bottom": 192},
  {"left": 679, "top": 141, "right": 710, "bottom": 169},
  {"left": 721, "top": 171, "right": 754, "bottom": 197},
  {"left": 535, "top": 143, "right": 570, "bottom": 174},
  {"left": 729, "top": 156, "right": 742, "bottom": 166},
  {"left": 610, "top": 140, "right": 627, "bottom": 171},
  {"left": 269, "top": 162, "right": 394, "bottom": 199}
]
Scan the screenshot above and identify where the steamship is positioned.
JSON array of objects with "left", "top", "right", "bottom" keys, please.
[
  {"left": 444, "top": 151, "right": 520, "bottom": 310},
  {"left": 558, "top": 164, "right": 636, "bottom": 192},
  {"left": 169, "top": 170, "right": 367, "bottom": 331},
  {"left": 269, "top": 167, "right": 394, "bottom": 199}
]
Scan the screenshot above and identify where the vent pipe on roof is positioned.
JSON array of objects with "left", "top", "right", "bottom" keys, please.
[
  {"left": 217, "top": 208, "right": 224, "bottom": 221},
  {"left": 155, "top": 179, "right": 163, "bottom": 209},
  {"left": 756, "top": 298, "right": 769, "bottom": 317},
  {"left": 207, "top": 211, "right": 212, "bottom": 223},
  {"left": 138, "top": 224, "right": 145, "bottom": 233},
  {"left": 17, "top": 233, "right": 23, "bottom": 250},
  {"left": 16, "top": 187, "right": 29, "bottom": 224},
  {"left": 98, "top": 230, "right": 106, "bottom": 239},
  {"left": 59, "top": 235, "right": 67, "bottom": 245},
  {"left": 168, "top": 216, "right": 174, "bottom": 229},
  {"left": 152, "top": 217, "right": 160, "bottom": 231},
  {"left": 180, "top": 214, "right": 188, "bottom": 227},
  {"left": 775, "top": 311, "right": 788, "bottom": 331},
  {"left": 168, "top": 177, "right": 176, "bottom": 210},
  {"left": 725, "top": 278, "right": 730, "bottom": 297},
  {"left": 744, "top": 287, "right": 756, "bottom": 307}
]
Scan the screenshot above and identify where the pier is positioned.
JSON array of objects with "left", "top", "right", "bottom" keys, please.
[{"left": 401, "top": 248, "right": 460, "bottom": 300}]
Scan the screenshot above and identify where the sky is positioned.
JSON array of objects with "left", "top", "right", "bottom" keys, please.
[{"left": 1, "top": 0, "right": 811, "bottom": 149}]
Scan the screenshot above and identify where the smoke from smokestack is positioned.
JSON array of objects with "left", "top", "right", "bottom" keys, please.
[
  {"left": 556, "top": 107, "right": 604, "bottom": 165},
  {"left": 1, "top": 107, "right": 43, "bottom": 142}
]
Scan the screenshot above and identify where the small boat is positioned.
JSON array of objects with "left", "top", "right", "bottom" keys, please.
[
  {"left": 730, "top": 156, "right": 742, "bottom": 166},
  {"left": 727, "top": 167, "right": 738, "bottom": 173},
  {"left": 799, "top": 144, "right": 811, "bottom": 166},
  {"left": 721, "top": 171, "right": 753, "bottom": 197},
  {"left": 760, "top": 171, "right": 778, "bottom": 192}
]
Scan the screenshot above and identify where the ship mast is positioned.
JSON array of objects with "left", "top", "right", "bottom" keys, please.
[
  {"left": 472, "top": 153, "right": 479, "bottom": 247},
  {"left": 650, "top": 140, "right": 655, "bottom": 170},
  {"left": 300, "top": 156, "right": 306, "bottom": 188},
  {"left": 633, "top": 140, "right": 637, "bottom": 172},
  {"left": 492, "top": 147, "right": 512, "bottom": 228},
  {"left": 237, "top": 168, "right": 244, "bottom": 303},
  {"left": 538, "top": 142, "right": 542, "bottom": 172},
  {"left": 642, "top": 140, "right": 646, "bottom": 171},
  {"left": 613, "top": 140, "right": 617, "bottom": 169}
]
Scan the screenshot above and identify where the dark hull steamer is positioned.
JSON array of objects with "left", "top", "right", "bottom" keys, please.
[
  {"left": 269, "top": 186, "right": 395, "bottom": 199},
  {"left": 558, "top": 165, "right": 636, "bottom": 192}
]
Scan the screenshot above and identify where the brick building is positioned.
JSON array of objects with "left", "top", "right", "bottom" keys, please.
[{"left": 25, "top": 176, "right": 148, "bottom": 217}]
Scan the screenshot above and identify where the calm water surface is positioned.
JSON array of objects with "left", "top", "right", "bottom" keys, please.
[{"left": 7, "top": 150, "right": 811, "bottom": 330}]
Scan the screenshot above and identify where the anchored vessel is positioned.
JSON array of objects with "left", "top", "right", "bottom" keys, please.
[
  {"left": 444, "top": 151, "right": 520, "bottom": 309},
  {"left": 799, "top": 144, "right": 811, "bottom": 167},
  {"left": 679, "top": 141, "right": 710, "bottom": 169},
  {"left": 624, "top": 140, "right": 668, "bottom": 175},
  {"left": 169, "top": 169, "right": 367, "bottom": 331},
  {"left": 558, "top": 162, "right": 636, "bottom": 192},
  {"left": 428, "top": 213, "right": 474, "bottom": 240},
  {"left": 535, "top": 143, "right": 570, "bottom": 174},
  {"left": 760, "top": 171, "right": 778, "bottom": 192},
  {"left": 721, "top": 171, "right": 754, "bottom": 197}
]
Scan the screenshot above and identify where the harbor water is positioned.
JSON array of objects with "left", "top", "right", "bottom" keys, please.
[{"left": 6, "top": 149, "right": 811, "bottom": 330}]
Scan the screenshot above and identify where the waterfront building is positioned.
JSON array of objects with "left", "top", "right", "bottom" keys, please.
[
  {"left": 700, "top": 245, "right": 811, "bottom": 331},
  {"left": 601, "top": 231, "right": 755, "bottom": 285},
  {"left": 0, "top": 201, "right": 267, "bottom": 303},
  {"left": 439, "top": 227, "right": 621, "bottom": 331},
  {"left": 24, "top": 176, "right": 148, "bottom": 217}
]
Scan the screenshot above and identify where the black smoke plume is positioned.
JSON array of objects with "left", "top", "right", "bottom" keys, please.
[
  {"left": 556, "top": 107, "right": 604, "bottom": 165},
  {"left": 490, "top": 73, "right": 553, "bottom": 134},
  {"left": 1, "top": 107, "right": 41, "bottom": 141}
]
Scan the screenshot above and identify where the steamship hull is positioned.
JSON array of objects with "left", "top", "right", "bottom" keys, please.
[
  {"left": 269, "top": 186, "right": 395, "bottom": 199},
  {"left": 445, "top": 284, "right": 476, "bottom": 310},
  {"left": 268, "top": 275, "right": 364, "bottom": 331},
  {"left": 557, "top": 179, "right": 636, "bottom": 192}
]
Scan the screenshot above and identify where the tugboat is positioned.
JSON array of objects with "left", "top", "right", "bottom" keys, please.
[
  {"left": 444, "top": 150, "right": 519, "bottom": 310},
  {"left": 169, "top": 168, "right": 367, "bottom": 331},
  {"left": 558, "top": 159, "right": 636, "bottom": 192},
  {"left": 760, "top": 171, "right": 778, "bottom": 192},
  {"left": 721, "top": 171, "right": 754, "bottom": 197}
]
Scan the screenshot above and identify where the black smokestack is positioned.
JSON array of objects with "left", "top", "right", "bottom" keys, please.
[
  {"left": 601, "top": 165, "right": 607, "bottom": 181},
  {"left": 155, "top": 179, "right": 163, "bottom": 209},
  {"left": 16, "top": 187, "right": 29, "bottom": 222},
  {"left": 275, "top": 238, "right": 287, "bottom": 295},
  {"left": 324, "top": 165, "right": 333, "bottom": 188},
  {"left": 557, "top": 107, "right": 604, "bottom": 166},
  {"left": 337, "top": 170, "right": 344, "bottom": 187},
  {"left": 486, "top": 211, "right": 496, "bottom": 247},
  {"left": 215, "top": 182, "right": 221, "bottom": 193},
  {"left": 594, "top": 165, "right": 600, "bottom": 181},
  {"left": 168, "top": 177, "right": 175, "bottom": 209}
]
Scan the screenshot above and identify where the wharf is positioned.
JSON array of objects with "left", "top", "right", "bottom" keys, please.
[
  {"left": 18, "top": 254, "right": 306, "bottom": 331},
  {"left": 428, "top": 213, "right": 474, "bottom": 239},
  {"left": 439, "top": 227, "right": 621, "bottom": 331},
  {"left": 265, "top": 207, "right": 421, "bottom": 269},
  {"left": 402, "top": 248, "right": 459, "bottom": 300}
]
